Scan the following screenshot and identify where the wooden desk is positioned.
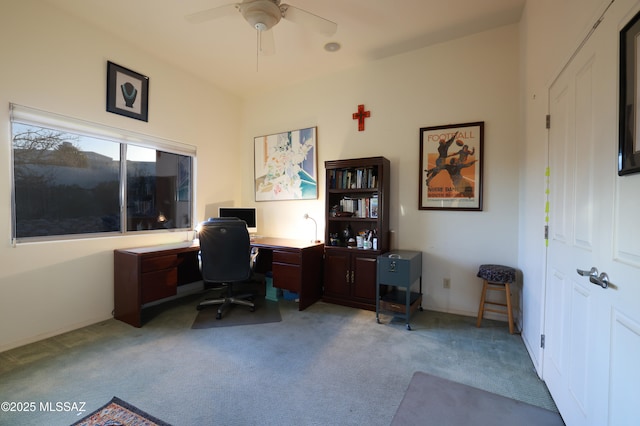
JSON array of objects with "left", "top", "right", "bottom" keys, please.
[{"left": 114, "top": 238, "right": 323, "bottom": 327}]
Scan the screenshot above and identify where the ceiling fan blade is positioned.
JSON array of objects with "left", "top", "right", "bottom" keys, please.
[
  {"left": 281, "top": 4, "right": 337, "bottom": 36},
  {"left": 185, "top": 3, "right": 239, "bottom": 24},
  {"left": 259, "top": 29, "right": 276, "bottom": 56}
]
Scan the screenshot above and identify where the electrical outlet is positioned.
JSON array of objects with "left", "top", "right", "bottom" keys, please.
[{"left": 443, "top": 278, "right": 451, "bottom": 289}]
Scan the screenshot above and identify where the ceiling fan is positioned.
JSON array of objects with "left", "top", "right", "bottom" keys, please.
[{"left": 185, "top": 0, "right": 338, "bottom": 56}]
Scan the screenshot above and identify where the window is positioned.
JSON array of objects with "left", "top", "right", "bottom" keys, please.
[{"left": 10, "top": 104, "right": 195, "bottom": 241}]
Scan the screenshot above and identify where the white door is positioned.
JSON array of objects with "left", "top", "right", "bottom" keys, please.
[{"left": 544, "top": 1, "right": 640, "bottom": 425}]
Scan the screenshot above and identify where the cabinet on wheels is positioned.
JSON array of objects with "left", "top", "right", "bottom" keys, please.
[
  {"left": 376, "top": 250, "right": 423, "bottom": 330},
  {"left": 323, "top": 156, "right": 390, "bottom": 310}
]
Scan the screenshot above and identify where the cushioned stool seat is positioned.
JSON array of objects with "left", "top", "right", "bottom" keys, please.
[{"left": 476, "top": 264, "right": 516, "bottom": 334}]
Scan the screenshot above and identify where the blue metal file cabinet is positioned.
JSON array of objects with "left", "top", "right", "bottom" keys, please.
[{"left": 376, "top": 250, "right": 423, "bottom": 330}]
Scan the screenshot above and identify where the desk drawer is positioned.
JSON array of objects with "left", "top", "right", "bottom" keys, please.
[
  {"left": 142, "top": 254, "right": 178, "bottom": 273},
  {"left": 272, "top": 262, "right": 301, "bottom": 292},
  {"left": 273, "top": 250, "right": 301, "bottom": 265},
  {"left": 141, "top": 268, "right": 178, "bottom": 303}
]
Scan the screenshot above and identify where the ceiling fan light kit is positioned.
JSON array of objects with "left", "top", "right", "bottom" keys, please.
[
  {"left": 187, "top": 0, "right": 338, "bottom": 56},
  {"left": 239, "top": 0, "right": 282, "bottom": 31}
]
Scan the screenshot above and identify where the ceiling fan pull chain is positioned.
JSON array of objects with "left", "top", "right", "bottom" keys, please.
[{"left": 256, "top": 29, "right": 260, "bottom": 72}]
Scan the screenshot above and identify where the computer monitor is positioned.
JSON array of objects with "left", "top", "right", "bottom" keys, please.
[{"left": 218, "top": 207, "right": 257, "bottom": 234}]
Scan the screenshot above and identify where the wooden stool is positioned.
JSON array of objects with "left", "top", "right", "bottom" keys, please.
[{"left": 476, "top": 264, "right": 516, "bottom": 334}]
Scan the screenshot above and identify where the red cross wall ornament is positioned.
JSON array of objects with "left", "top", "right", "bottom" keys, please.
[{"left": 352, "top": 104, "right": 370, "bottom": 131}]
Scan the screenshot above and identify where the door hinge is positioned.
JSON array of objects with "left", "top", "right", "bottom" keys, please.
[
  {"left": 546, "top": 114, "right": 550, "bottom": 129},
  {"left": 540, "top": 334, "right": 546, "bottom": 348},
  {"left": 544, "top": 225, "right": 549, "bottom": 240}
]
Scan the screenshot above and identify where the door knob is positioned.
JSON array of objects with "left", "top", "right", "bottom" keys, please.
[
  {"left": 589, "top": 272, "right": 610, "bottom": 289},
  {"left": 576, "top": 267, "right": 598, "bottom": 277},
  {"left": 577, "top": 267, "right": 613, "bottom": 289}
]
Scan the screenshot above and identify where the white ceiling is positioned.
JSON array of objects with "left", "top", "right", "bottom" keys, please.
[{"left": 43, "top": 0, "right": 525, "bottom": 99}]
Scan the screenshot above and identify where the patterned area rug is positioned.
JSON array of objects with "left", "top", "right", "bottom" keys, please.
[{"left": 71, "top": 396, "right": 171, "bottom": 426}]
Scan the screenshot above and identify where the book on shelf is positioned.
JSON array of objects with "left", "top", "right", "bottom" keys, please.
[
  {"left": 339, "top": 195, "right": 378, "bottom": 218},
  {"left": 330, "top": 167, "right": 378, "bottom": 189},
  {"left": 370, "top": 196, "right": 378, "bottom": 218}
]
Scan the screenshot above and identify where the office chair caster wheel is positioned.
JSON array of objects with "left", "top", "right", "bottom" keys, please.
[
  {"left": 249, "top": 306, "right": 255, "bottom": 312},
  {"left": 216, "top": 312, "right": 222, "bottom": 320}
]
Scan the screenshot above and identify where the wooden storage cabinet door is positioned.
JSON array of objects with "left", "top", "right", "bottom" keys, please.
[
  {"left": 352, "top": 254, "right": 377, "bottom": 301},
  {"left": 323, "top": 250, "right": 378, "bottom": 309},
  {"left": 323, "top": 250, "right": 351, "bottom": 298},
  {"left": 272, "top": 250, "right": 301, "bottom": 292},
  {"left": 141, "top": 268, "right": 178, "bottom": 304}
]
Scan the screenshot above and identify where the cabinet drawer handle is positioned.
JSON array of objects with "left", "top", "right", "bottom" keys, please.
[
  {"left": 351, "top": 270, "right": 354, "bottom": 283},
  {"left": 345, "top": 270, "right": 350, "bottom": 283}
]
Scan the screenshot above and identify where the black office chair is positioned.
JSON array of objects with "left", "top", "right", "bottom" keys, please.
[{"left": 196, "top": 217, "right": 262, "bottom": 319}]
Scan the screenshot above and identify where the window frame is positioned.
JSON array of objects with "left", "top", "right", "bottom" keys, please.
[{"left": 9, "top": 104, "right": 197, "bottom": 243}]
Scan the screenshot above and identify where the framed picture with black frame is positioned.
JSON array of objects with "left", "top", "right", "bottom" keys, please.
[
  {"left": 106, "top": 61, "right": 149, "bottom": 122},
  {"left": 419, "top": 121, "right": 484, "bottom": 211},
  {"left": 619, "top": 10, "right": 640, "bottom": 175}
]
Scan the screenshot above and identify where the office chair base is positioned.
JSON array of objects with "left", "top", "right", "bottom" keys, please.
[{"left": 197, "top": 294, "right": 255, "bottom": 319}]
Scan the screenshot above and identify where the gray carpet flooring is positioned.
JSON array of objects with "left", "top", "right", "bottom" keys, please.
[{"left": 0, "top": 294, "right": 558, "bottom": 425}]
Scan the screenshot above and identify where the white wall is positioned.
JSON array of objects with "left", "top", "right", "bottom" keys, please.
[
  {"left": 240, "top": 25, "right": 521, "bottom": 319},
  {"left": 0, "top": 0, "right": 242, "bottom": 351},
  {"left": 518, "top": 0, "right": 612, "bottom": 374}
]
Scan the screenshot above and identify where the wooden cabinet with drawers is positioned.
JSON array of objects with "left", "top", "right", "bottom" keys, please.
[
  {"left": 114, "top": 243, "right": 201, "bottom": 327},
  {"left": 140, "top": 254, "right": 180, "bottom": 303},
  {"left": 252, "top": 238, "right": 324, "bottom": 311},
  {"left": 272, "top": 249, "right": 302, "bottom": 293}
]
